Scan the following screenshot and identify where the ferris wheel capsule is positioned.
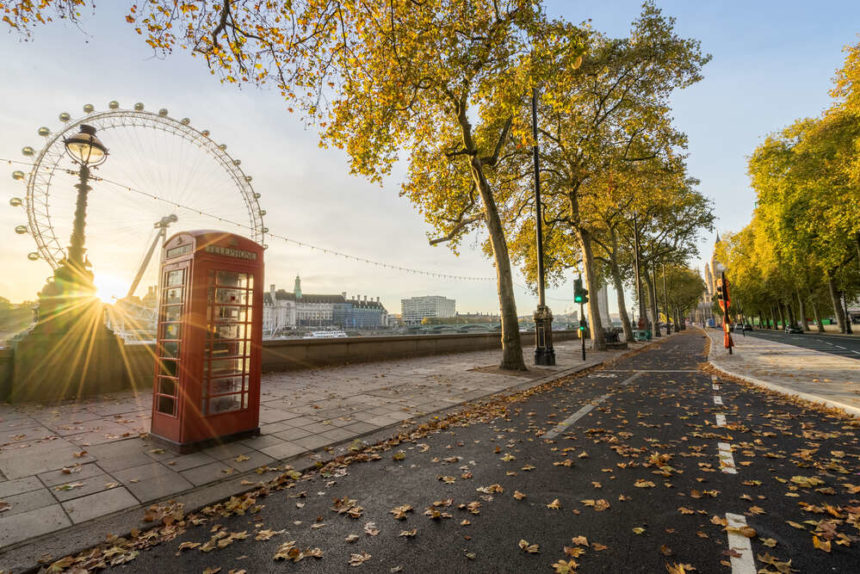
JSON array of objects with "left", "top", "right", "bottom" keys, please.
[
  {"left": 27, "top": 252, "right": 40, "bottom": 261},
  {"left": 259, "top": 209, "right": 266, "bottom": 216},
  {"left": 134, "top": 102, "right": 144, "bottom": 111},
  {"left": 38, "top": 127, "right": 50, "bottom": 137},
  {"left": 181, "top": 118, "right": 190, "bottom": 125},
  {"left": 245, "top": 176, "right": 253, "bottom": 183},
  {"left": 83, "top": 104, "right": 94, "bottom": 113},
  {"left": 158, "top": 108, "right": 168, "bottom": 117},
  {"left": 22, "top": 146, "right": 35, "bottom": 156},
  {"left": 253, "top": 192, "right": 261, "bottom": 199},
  {"left": 9, "top": 197, "right": 23, "bottom": 206},
  {"left": 109, "top": 100, "right": 120, "bottom": 110},
  {"left": 218, "top": 144, "right": 227, "bottom": 151},
  {"left": 15, "top": 225, "right": 28, "bottom": 234},
  {"left": 201, "top": 130, "right": 210, "bottom": 137},
  {"left": 233, "top": 159, "right": 241, "bottom": 166},
  {"left": 12, "top": 171, "right": 25, "bottom": 181},
  {"left": 262, "top": 227, "right": 269, "bottom": 233},
  {"left": 59, "top": 112, "right": 71, "bottom": 122}
]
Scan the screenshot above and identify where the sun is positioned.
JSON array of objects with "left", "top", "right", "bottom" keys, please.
[{"left": 92, "top": 273, "right": 129, "bottom": 303}]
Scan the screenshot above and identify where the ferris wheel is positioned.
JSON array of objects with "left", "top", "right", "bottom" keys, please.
[{"left": 10, "top": 102, "right": 267, "bottom": 301}]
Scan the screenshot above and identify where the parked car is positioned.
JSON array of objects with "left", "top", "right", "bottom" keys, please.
[
  {"left": 733, "top": 323, "right": 744, "bottom": 333},
  {"left": 784, "top": 325, "right": 803, "bottom": 334},
  {"left": 743, "top": 324, "right": 753, "bottom": 331}
]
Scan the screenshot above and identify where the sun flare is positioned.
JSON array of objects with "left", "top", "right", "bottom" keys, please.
[{"left": 93, "top": 274, "right": 129, "bottom": 303}]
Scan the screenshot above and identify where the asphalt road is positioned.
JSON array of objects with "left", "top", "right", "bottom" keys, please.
[
  {"left": 50, "top": 332, "right": 860, "bottom": 573},
  {"left": 745, "top": 328, "right": 860, "bottom": 360}
]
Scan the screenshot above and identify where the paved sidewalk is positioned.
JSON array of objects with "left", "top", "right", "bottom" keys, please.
[
  {"left": 705, "top": 327, "right": 860, "bottom": 416},
  {"left": 0, "top": 338, "right": 647, "bottom": 571}
]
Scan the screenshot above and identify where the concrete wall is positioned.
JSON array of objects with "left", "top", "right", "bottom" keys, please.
[
  {"left": 1, "top": 331, "right": 580, "bottom": 399},
  {"left": 261, "top": 330, "right": 579, "bottom": 371}
]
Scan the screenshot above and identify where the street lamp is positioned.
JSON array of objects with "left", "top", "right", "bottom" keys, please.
[
  {"left": 632, "top": 212, "right": 647, "bottom": 334},
  {"left": 531, "top": 88, "right": 555, "bottom": 366},
  {"left": 63, "top": 124, "right": 108, "bottom": 282}
]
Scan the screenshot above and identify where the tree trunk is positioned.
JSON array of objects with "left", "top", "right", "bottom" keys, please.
[
  {"left": 770, "top": 306, "right": 777, "bottom": 329},
  {"left": 575, "top": 227, "right": 606, "bottom": 351},
  {"left": 797, "top": 290, "right": 809, "bottom": 331},
  {"left": 643, "top": 265, "right": 660, "bottom": 337},
  {"left": 608, "top": 233, "right": 633, "bottom": 342},
  {"left": 827, "top": 273, "right": 846, "bottom": 334},
  {"left": 468, "top": 156, "right": 525, "bottom": 370},
  {"left": 811, "top": 298, "right": 824, "bottom": 333},
  {"left": 610, "top": 261, "right": 633, "bottom": 342},
  {"left": 776, "top": 304, "right": 785, "bottom": 329},
  {"left": 786, "top": 302, "right": 796, "bottom": 327}
]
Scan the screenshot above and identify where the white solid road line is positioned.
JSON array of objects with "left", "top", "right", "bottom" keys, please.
[
  {"left": 715, "top": 414, "right": 726, "bottom": 427},
  {"left": 725, "top": 513, "right": 757, "bottom": 574},
  {"left": 713, "top": 395, "right": 724, "bottom": 406},
  {"left": 718, "top": 442, "right": 737, "bottom": 474},
  {"left": 712, "top": 384, "right": 720, "bottom": 391},
  {"left": 544, "top": 373, "right": 642, "bottom": 439},
  {"left": 835, "top": 345, "right": 846, "bottom": 350}
]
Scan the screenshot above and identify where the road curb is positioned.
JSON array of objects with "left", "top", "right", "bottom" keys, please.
[{"left": 704, "top": 330, "right": 860, "bottom": 419}]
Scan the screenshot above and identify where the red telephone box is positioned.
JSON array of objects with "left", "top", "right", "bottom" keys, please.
[{"left": 150, "top": 230, "right": 263, "bottom": 451}]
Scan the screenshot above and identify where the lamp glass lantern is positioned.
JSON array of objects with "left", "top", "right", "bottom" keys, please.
[{"left": 64, "top": 124, "right": 108, "bottom": 166}]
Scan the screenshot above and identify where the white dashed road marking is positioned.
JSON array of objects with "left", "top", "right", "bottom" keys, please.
[
  {"left": 713, "top": 395, "right": 724, "bottom": 406},
  {"left": 712, "top": 384, "right": 720, "bottom": 391},
  {"left": 715, "top": 414, "right": 726, "bottom": 427},
  {"left": 725, "top": 513, "right": 756, "bottom": 573},
  {"left": 718, "top": 442, "right": 737, "bottom": 474},
  {"left": 544, "top": 373, "right": 642, "bottom": 439}
]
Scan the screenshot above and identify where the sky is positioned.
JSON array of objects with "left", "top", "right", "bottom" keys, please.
[{"left": 1, "top": 1, "right": 858, "bottom": 319}]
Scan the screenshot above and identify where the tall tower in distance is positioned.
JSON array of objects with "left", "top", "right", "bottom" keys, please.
[{"left": 294, "top": 275, "right": 303, "bottom": 300}]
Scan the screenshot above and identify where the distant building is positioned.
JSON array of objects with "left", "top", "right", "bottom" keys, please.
[
  {"left": 401, "top": 296, "right": 456, "bottom": 325},
  {"left": 263, "top": 275, "right": 388, "bottom": 336}
]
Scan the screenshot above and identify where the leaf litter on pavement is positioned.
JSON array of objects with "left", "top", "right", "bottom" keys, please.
[{"left": 37, "top": 334, "right": 859, "bottom": 573}]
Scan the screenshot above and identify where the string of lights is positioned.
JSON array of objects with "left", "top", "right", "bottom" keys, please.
[{"left": 3, "top": 157, "right": 495, "bottom": 282}]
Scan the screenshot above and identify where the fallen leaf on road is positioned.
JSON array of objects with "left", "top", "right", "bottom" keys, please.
[
  {"left": 563, "top": 546, "right": 585, "bottom": 558},
  {"left": 399, "top": 529, "right": 417, "bottom": 538},
  {"left": 665, "top": 563, "right": 696, "bottom": 573},
  {"left": 571, "top": 536, "right": 588, "bottom": 547},
  {"left": 552, "top": 559, "right": 579, "bottom": 573},
  {"left": 547, "top": 499, "right": 562, "bottom": 509},
  {"left": 349, "top": 551, "right": 371, "bottom": 566},
  {"left": 390, "top": 505, "right": 413, "bottom": 520},
  {"left": 635, "top": 479, "right": 656, "bottom": 488},
  {"left": 632, "top": 527, "right": 646, "bottom": 535},
  {"left": 254, "top": 529, "right": 284, "bottom": 541},
  {"left": 513, "top": 491, "right": 526, "bottom": 500},
  {"left": 364, "top": 522, "right": 379, "bottom": 536},
  {"left": 234, "top": 454, "right": 250, "bottom": 463},
  {"left": 812, "top": 536, "right": 831, "bottom": 553},
  {"left": 345, "top": 534, "right": 359, "bottom": 543},
  {"left": 518, "top": 539, "right": 539, "bottom": 553}
]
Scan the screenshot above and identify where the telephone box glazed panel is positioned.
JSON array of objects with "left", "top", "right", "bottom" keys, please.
[{"left": 150, "top": 230, "right": 263, "bottom": 451}]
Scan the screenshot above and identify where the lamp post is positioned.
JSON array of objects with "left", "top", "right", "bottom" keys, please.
[
  {"left": 61, "top": 124, "right": 108, "bottom": 289},
  {"left": 11, "top": 123, "right": 124, "bottom": 403},
  {"left": 632, "top": 212, "right": 646, "bottom": 333},
  {"left": 662, "top": 263, "right": 670, "bottom": 334},
  {"left": 531, "top": 88, "right": 555, "bottom": 366}
]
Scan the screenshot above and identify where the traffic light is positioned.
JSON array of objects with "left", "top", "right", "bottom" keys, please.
[
  {"left": 579, "top": 319, "right": 588, "bottom": 332},
  {"left": 573, "top": 279, "right": 589, "bottom": 304},
  {"left": 715, "top": 279, "right": 724, "bottom": 300}
]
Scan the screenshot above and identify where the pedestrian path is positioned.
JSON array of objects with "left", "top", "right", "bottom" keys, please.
[
  {"left": 704, "top": 327, "right": 860, "bottom": 417},
  {"left": 0, "top": 338, "right": 647, "bottom": 571}
]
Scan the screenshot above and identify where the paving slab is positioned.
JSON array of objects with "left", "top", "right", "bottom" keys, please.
[
  {"left": 0, "top": 504, "right": 70, "bottom": 548},
  {"left": 61, "top": 487, "right": 138, "bottom": 524}
]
